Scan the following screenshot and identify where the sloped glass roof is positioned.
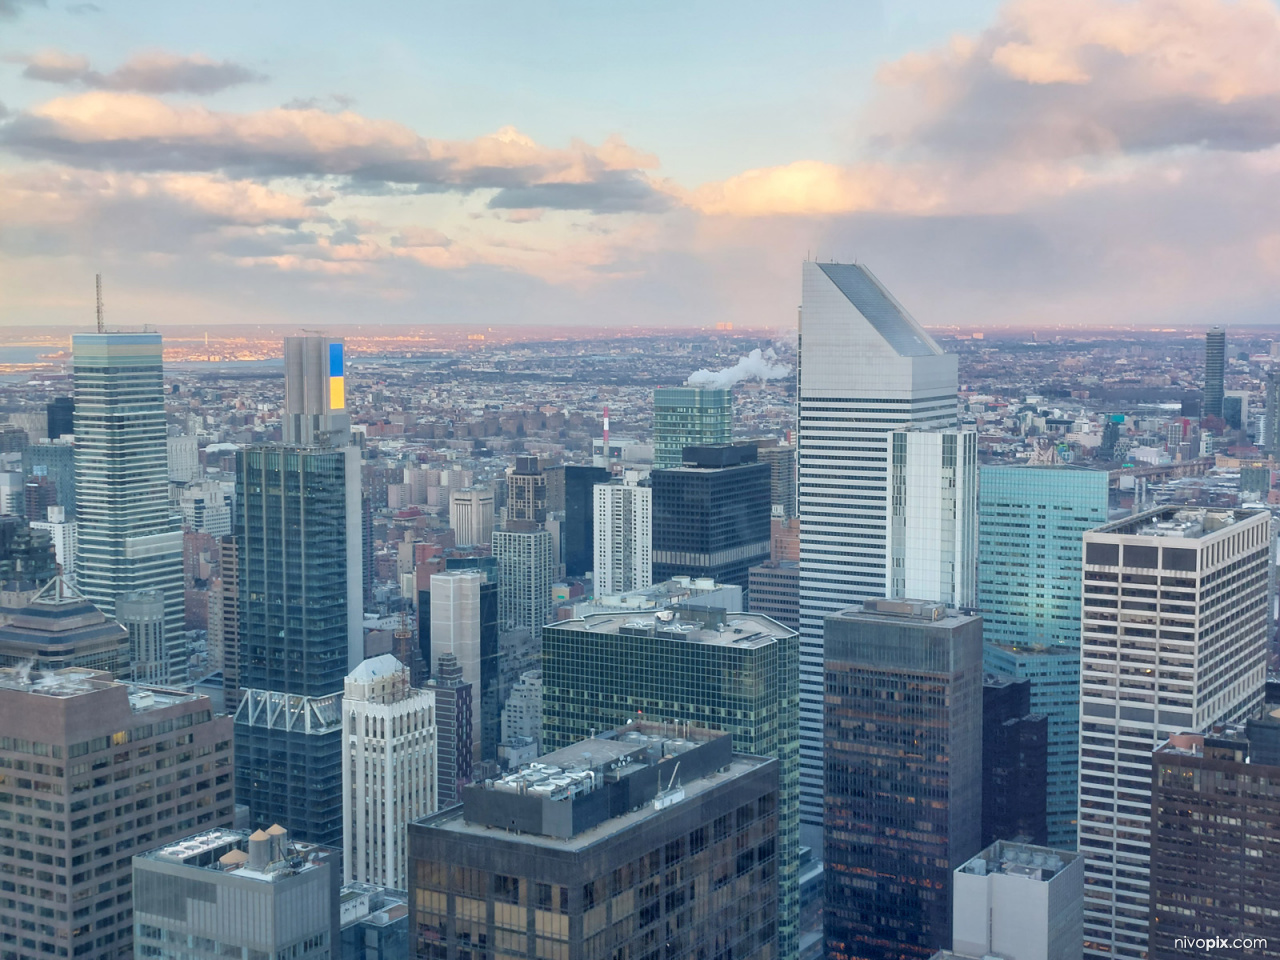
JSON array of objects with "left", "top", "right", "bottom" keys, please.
[{"left": 816, "top": 263, "right": 942, "bottom": 357}]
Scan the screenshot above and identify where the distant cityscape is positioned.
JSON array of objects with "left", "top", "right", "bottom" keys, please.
[{"left": 2, "top": 263, "right": 1280, "bottom": 960}]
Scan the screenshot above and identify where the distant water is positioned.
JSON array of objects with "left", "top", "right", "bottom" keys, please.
[{"left": 0, "top": 346, "right": 56, "bottom": 363}]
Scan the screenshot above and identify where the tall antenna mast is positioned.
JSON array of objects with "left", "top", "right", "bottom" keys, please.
[{"left": 95, "top": 274, "right": 104, "bottom": 333}]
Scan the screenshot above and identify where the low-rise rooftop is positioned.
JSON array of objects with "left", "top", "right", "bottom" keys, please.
[
  {"left": 555, "top": 605, "right": 795, "bottom": 648},
  {"left": 958, "top": 840, "right": 1078, "bottom": 883}
]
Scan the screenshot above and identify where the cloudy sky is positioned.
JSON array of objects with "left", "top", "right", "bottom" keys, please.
[{"left": 2, "top": 0, "right": 1280, "bottom": 331}]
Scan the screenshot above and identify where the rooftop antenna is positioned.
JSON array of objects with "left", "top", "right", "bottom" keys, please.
[{"left": 95, "top": 274, "right": 104, "bottom": 333}]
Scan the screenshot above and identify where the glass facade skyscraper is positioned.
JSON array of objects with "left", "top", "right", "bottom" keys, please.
[
  {"left": 541, "top": 607, "right": 800, "bottom": 960},
  {"left": 233, "top": 335, "right": 362, "bottom": 847},
  {"left": 73, "top": 332, "right": 186, "bottom": 684},
  {"left": 823, "top": 600, "right": 983, "bottom": 960},
  {"left": 1203, "top": 326, "right": 1226, "bottom": 419},
  {"left": 978, "top": 463, "right": 1109, "bottom": 848},
  {"left": 652, "top": 386, "right": 732, "bottom": 469}
]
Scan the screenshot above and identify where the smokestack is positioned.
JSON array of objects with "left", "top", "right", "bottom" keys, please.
[{"left": 603, "top": 405, "right": 609, "bottom": 451}]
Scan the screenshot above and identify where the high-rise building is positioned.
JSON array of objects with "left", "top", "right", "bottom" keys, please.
[
  {"left": 651, "top": 443, "right": 771, "bottom": 593},
  {"left": 424, "top": 652, "right": 473, "bottom": 807},
  {"left": 748, "top": 559, "right": 799, "bottom": 631},
  {"left": 116, "top": 588, "right": 170, "bottom": 682},
  {"left": 73, "top": 332, "right": 186, "bottom": 685},
  {"left": 166, "top": 434, "right": 199, "bottom": 484},
  {"left": 947, "top": 841, "right": 1084, "bottom": 960},
  {"left": 563, "top": 464, "right": 609, "bottom": 577},
  {"left": 132, "top": 826, "right": 340, "bottom": 960},
  {"left": 505, "top": 456, "right": 547, "bottom": 529},
  {"left": 427, "top": 570, "right": 499, "bottom": 761},
  {"left": 500, "top": 668, "right": 542, "bottom": 746},
  {"left": 342, "top": 654, "right": 437, "bottom": 889},
  {"left": 756, "top": 441, "right": 797, "bottom": 518},
  {"left": 210, "top": 535, "right": 241, "bottom": 709},
  {"left": 541, "top": 607, "right": 800, "bottom": 960},
  {"left": 1150, "top": 722, "right": 1280, "bottom": 958},
  {"left": 23, "top": 437, "right": 77, "bottom": 518},
  {"left": 0, "top": 666, "right": 233, "bottom": 960},
  {"left": 1203, "top": 326, "right": 1226, "bottom": 419},
  {"left": 0, "top": 575, "right": 129, "bottom": 675},
  {"left": 653, "top": 385, "right": 732, "bottom": 469},
  {"left": 46, "top": 395, "right": 74, "bottom": 439},
  {"left": 979, "top": 463, "right": 1110, "bottom": 848},
  {"left": 492, "top": 527, "right": 554, "bottom": 642},
  {"left": 592, "top": 470, "right": 651, "bottom": 595},
  {"left": 409, "top": 723, "right": 780, "bottom": 960},
  {"left": 889, "top": 428, "right": 978, "bottom": 607},
  {"left": 178, "top": 480, "right": 234, "bottom": 536},
  {"left": 1266, "top": 372, "right": 1280, "bottom": 455},
  {"left": 1080, "top": 507, "right": 1270, "bottom": 959},
  {"left": 982, "top": 675, "right": 1048, "bottom": 847},
  {"left": 234, "top": 335, "right": 362, "bottom": 847},
  {"left": 797, "top": 261, "right": 958, "bottom": 843},
  {"left": 30, "top": 504, "right": 78, "bottom": 585},
  {"left": 823, "top": 599, "right": 983, "bottom": 960},
  {"left": 449, "top": 486, "right": 495, "bottom": 548}
]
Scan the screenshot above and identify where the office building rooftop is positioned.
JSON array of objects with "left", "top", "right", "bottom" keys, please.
[
  {"left": 139, "top": 824, "right": 331, "bottom": 883},
  {"left": 958, "top": 840, "right": 1078, "bottom": 884},
  {"left": 557, "top": 605, "right": 795, "bottom": 649},
  {"left": 0, "top": 665, "right": 200, "bottom": 710},
  {"left": 1092, "top": 506, "right": 1264, "bottom": 540}
]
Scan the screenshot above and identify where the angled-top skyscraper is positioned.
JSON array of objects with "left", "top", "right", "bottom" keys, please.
[
  {"left": 233, "top": 334, "right": 363, "bottom": 845},
  {"left": 796, "top": 261, "right": 957, "bottom": 843},
  {"left": 73, "top": 331, "right": 186, "bottom": 684}
]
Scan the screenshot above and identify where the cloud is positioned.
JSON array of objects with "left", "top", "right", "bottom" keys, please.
[
  {"left": 0, "top": 0, "right": 45, "bottom": 19},
  {"left": 8, "top": 49, "right": 267, "bottom": 94},
  {"left": 282, "top": 94, "right": 355, "bottom": 112},
  {"left": 0, "top": 93, "right": 665, "bottom": 212},
  {"left": 66, "top": 2, "right": 100, "bottom": 12}
]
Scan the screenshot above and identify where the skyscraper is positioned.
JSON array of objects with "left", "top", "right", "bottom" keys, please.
[
  {"left": 1150, "top": 722, "right": 1280, "bottom": 957},
  {"left": 756, "top": 441, "right": 797, "bottom": 518},
  {"left": 448, "top": 485, "right": 494, "bottom": 548},
  {"left": 563, "top": 464, "right": 609, "bottom": 577},
  {"left": 427, "top": 570, "right": 499, "bottom": 761},
  {"left": 424, "top": 652, "right": 473, "bottom": 807},
  {"left": 492, "top": 527, "right": 554, "bottom": 642},
  {"left": 592, "top": 470, "right": 651, "bottom": 595},
  {"left": 1203, "top": 326, "right": 1226, "bottom": 419},
  {"left": 982, "top": 674, "right": 1048, "bottom": 847},
  {"left": 1265, "top": 372, "right": 1280, "bottom": 455},
  {"left": 73, "top": 331, "right": 186, "bottom": 684},
  {"left": 0, "top": 665, "right": 233, "bottom": 960},
  {"left": 409, "top": 723, "right": 780, "bottom": 960},
  {"left": 978, "top": 463, "right": 1110, "bottom": 847},
  {"left": 651, "top": 443, "right": 771, "bottom": 592},
  {"left": 888, "top": 428, "right": 978, "bottom": 608},
  {"left": 541, "top": 606, "right": 800, "bottom": 960},
  {"left": 1079, "top": 507, "right": 1270, "bottom": 959},
  {"left": 233, "top": 335, "right": 362, "bottom": 846},
  {"left": 505, "top": 456, "right": 547, "bottom": 528},
  {"left": 797, "top": 261, "right": 958, "bottom": 843},
  {"left": 823, "top": 599, "right": 983, "bottom": 960},
  {"left": 0, "top": 575, "right": 129, "bottom": 675},
  {"left": 652, "top": 385, "right": 732, "bottom": 469},
  {"left": 342, "top": 654, "right": 437, "bottom": 889},
  {"left": 46, "top": 395, "right": 73, "bottom": 439}
]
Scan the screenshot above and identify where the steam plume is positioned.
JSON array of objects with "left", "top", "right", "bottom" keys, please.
[{"left": 686, "top": 348, "right": 791, "bottom": 390}]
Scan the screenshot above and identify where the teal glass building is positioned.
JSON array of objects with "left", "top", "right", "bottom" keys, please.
[
  {"left": 978, "top": 463, "right": 1109, "bottom": 848},
  {"left": 652, "top": 386, "right": 732, "bottom": 469},
  {"left": 541, "top": 606, "right": 800, "bottom": 960}
]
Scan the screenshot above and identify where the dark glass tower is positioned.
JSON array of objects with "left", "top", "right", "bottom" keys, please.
[
  {"left": 233, "top": 335, "right": 362, "bottom": 846},
  {"left": 424, "top": 651, "right": 473, "bottom": 806},
  {"left": 823, "top": 599, "right": 983, "bottom": 960},
  {"left": 651, "top": 443, "right": 770, "bottom": 593},
  {"left": 982, "top": 674, "right": 1048, "bottom": 846},
  {"left": 563, "top": 464, "right": 609, "bottom": 577},
  {"left": 1204, "top": 326, "right": 1225, "bottom": 419},
  {"left": 46, "top": 396, "right": 74, "bottom": 439}
]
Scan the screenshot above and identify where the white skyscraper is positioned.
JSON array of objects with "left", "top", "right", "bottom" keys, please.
[
  {"left": 492, "top": 528, "right": 554, "bottom": 642},
  {"left": 30, "top": 505, "right": 78, "bottom": 586},
  {"left": 1079, "top": 507, "right": 1269, "bottom": 959},
  {"left": 449, "top": 486, "right": 495, "bottom": 548},
  {"left": 593, "top": 471, "right": 652, "bottom": 596},
  {"left": 166, "top": 434, "right": 199, "bottom": 484},
  {"left": 429, "top": 570, "right": 499, "bottom": 760},
  {"left": 342, "top": 654, "right": 437, "bottom": 889},
  {"left": 889, "top": 428, "right": 978, "bottom": 608},
  {"left": 796, "top": 261, "right": 957, "bottom": 843}
]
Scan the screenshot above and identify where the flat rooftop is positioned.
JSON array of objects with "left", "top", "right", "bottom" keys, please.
[
  {"left": 555, "top": 608, "right": 795, "bottom": 648},
  {"left": 1093, "top": 506, "right": 1265, "bottom": 540},
  {"left": 828, "top": 598, "right": 977, "bottom": 630},
  {"left": 140, "top": 826, "right": 329, "bottom": 883},
  {"left": 958, "top": 841, "right": 1078, "bottom": 883},
  {"left": 425, "top": 754, "right": 771, "bottom": 852},
  {"left": 0, "top": 666, "right": 201, "bottom": 711}
]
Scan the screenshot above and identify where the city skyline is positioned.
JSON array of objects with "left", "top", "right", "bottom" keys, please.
[{"left": 6, "top": 0, "right": 1280, "bottom": 332}]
